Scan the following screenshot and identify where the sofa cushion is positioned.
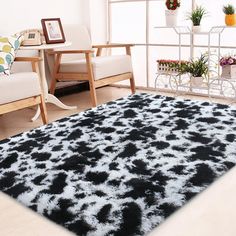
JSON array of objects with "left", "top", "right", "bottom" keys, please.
[
  {"left": 59, "top": 55, "right": 133, "bottom": 80},
  {"left": 0, "top": 35, "right": 23, "bottom": 76},
  {"left": 0, "top": 72, "right": 41, "bottom": 105}
]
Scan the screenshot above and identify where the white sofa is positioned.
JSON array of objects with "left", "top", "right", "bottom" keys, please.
[{"left": 0, "top": 57, "right": 48, "bottom": 124}]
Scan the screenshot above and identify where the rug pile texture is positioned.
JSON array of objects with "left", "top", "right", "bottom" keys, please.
[{"left": 0, "top": 93, "right": 236, "bottom": 236}]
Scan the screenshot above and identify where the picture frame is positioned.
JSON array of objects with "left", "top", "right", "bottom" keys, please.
[{"left": 41, "top": 18, "right": 65, "bottom": 44}]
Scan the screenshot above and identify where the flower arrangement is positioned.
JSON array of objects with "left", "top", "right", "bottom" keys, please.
[
  {"left": 165, "top": 0, "right": 180, "bottom": 10},
  {"left": 219, "top": 56, "right": 236, "bottom": 67},
  {"left": 170, "top": 55, "right": 208, "bottom": 77},
  {"left": 157, "top": 59, "right": 188, "bottom": 66},
  {"left": 157, "top": 59, "right": 189, "bottom": 72}
]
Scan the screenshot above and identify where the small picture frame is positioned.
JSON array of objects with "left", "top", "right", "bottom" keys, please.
[{"left": 41, "top": 18, "right": 65, "bottom": 44}]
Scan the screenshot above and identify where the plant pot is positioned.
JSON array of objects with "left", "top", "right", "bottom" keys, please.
[
  {"left": 191, "top": 76, "right": 203, "bottom": 87},
  {"left": 165, "top": 10, "right": 178, "bottom": 27},
  {"left": 221, "top": 65, "right": 236, "bottom": 78},
  {"left": 192, "top": 25, "right": 201, "bottom": 33},
  {"left": 225, "top": 14, "right": 236, "bottom": 26}
]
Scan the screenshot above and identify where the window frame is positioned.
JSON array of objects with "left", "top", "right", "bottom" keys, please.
[{"left": 107, "top": 0, "right": 236, "bottom": 89}]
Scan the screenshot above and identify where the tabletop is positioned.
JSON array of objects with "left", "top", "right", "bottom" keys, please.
[{"left": 20, "top": 41, "right": 72, "bottom": 50}]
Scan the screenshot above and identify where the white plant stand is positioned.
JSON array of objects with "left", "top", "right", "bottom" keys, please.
[
  {"left": 154, "top": 26, "right": 236, "bottom": 101},
  {"left": 207, "top": 26, "right": 236, "bottom": 102}
]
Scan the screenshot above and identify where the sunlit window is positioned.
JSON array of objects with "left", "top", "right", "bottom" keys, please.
[{"left": 109, "top": 0, "right": 236, "bottom": 88}]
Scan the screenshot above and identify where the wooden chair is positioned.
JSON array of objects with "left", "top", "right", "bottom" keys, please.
[
  {"left": 0, "top": 57, "right": 48, "bottom": 124},
  {"left": 46, "top": 26, "right": 136, "bottom": 107}
]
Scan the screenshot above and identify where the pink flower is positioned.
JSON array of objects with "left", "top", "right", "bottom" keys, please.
[
  {"left": 228, "top": 58, "right": 234, "bottom": 65},
  {"left": 220, "top": 55, "right": 236, "bottom": 67}
]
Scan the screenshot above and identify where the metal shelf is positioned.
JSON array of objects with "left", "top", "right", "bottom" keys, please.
[
  {"left": 154, "top": 25, "right": 236, "bottom": 101},
  {"left": 154, "top": 26, "right": 226, "bottom": 35},
  {"left": 179, "top": 83, "right": 209, "bottom": 90}
]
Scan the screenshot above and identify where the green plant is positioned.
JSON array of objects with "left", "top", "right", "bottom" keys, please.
[
  {"left": 173, "top": 55, "right": 208, "bottom": 77},
  {"left": 223, "top": 4, "right": 235, "bottom": 15},
  {"left": 187, "top": 6, "right": 208, "bottom": 26}
]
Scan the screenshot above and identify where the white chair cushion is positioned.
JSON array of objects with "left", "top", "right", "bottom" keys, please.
[
  {"left": 59, "top": 55, "right": 133, "bottom": 80},
  {"left": 0, "top": 72, "right": 41, "bottom": 105}
]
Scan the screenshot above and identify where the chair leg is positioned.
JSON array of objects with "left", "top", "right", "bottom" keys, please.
[
  {"left": 130, "top": 74, "right": 136, "bottom": 94},
  {"left": 39, "top": 95, "right": 48, "bottom": 125},
  {"left": 85, "top": 52, "right": 98, "bottom": 107},
  {"left": 89, "top": 80, "right": 97, "bottom": 107}
]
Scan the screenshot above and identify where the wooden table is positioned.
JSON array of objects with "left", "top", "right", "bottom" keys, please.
[{"left": 20, "top": 42, "right": 77, "bottom": 121}]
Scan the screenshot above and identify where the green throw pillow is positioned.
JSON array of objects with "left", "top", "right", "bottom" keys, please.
[{"left": 0, "top": 35, "right": 23, "bottom": 76}]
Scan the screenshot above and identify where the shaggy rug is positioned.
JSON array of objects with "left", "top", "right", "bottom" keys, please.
[{"left": 0, "top": 93, "right": 236, "bottom": 236}]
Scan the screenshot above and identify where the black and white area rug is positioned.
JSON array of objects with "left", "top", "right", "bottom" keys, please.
[{"left": 0, "top": 93, "right": 236, "bottom": 236}]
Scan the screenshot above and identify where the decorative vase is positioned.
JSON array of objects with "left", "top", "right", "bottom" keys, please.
[
  {"left": 192, "top": 25, "right": 201, "bottom": 33},
  {"left": 165, "top": 9, "right": 178, "bottom": 27},
  {"left": 191, "top": 76, "right": 203, "bottom": 86},
  {"left": 221, "top": 65, "right": 236, "bottom": 78},
  {"left": 225, "top": 14, "right": 236, "bottom": 26}
]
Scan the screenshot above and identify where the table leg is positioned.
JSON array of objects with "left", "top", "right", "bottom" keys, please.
[
  {"left": 31, "top": 106, "right": 40, "bottom": 122},
  {"left": 32, "top": 49, "right": 77, "bottom": 121},
  {"left": 47, "top": 94, "right": 77, "bottom": 110}
]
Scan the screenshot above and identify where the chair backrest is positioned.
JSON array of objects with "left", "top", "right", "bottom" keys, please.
[
  {"left": 46, "top": 25, "right": 92, "bottom": 76},
  {"left": 59, "top": 24, "right": 92, "bottom": 61}
]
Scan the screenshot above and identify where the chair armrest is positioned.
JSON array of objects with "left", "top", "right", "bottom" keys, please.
[
  {"left": 15, "top": 57, "right": 42, "bottom": 62},
  {"left": 47, "top": 50, "right": 94, "bottom": 55},
  {"left": 92, "top": 44, "right": 134, "bottom": 49},
  {"left": 92, "top": 44, "right": 134, "bottom": 56},
  {"left": 14, "top": 57, "right": 41, "bottom": 74}
]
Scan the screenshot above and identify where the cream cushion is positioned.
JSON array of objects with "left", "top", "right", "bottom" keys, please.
[
  {"left": 0, "top": 72, "right": 41, "bottom": 105},
  {"left": 59, "top": 55, "right": 133, "bottom": 80}
]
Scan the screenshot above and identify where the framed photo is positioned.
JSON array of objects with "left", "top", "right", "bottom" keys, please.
[{"left": 41, "top": 18, "right": 65, "bottom": 44}]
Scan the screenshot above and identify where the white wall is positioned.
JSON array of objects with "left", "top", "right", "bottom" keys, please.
[
  {"left": 79, "top": 0, "right": 108, "bottom": 44},
  {"left": 89, "top": 0, "right": 108, "bottom": 44},
  {"left": 1, "top": 0, "right": 108, "bottom": 75},
  {"left": 0, "top": 0, "right": 83, "bottom": 35},
  {"left": 0, "top": 0, "right": 84, "bottom": 74},
  {"left": 0, "top": 0, "right": 107, "bottom": 43}
]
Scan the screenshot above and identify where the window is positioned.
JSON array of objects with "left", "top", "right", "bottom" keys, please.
[{"left": 108, "top": 0, "right": 236, "bottom": 88}]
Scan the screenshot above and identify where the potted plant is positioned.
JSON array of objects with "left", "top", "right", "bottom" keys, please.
[
  {"left": 223, "top": 4, "right": 236, "bottom": 26},
  {"left": 165, "top": 0, "right": 181, "bottom": 27},
  {"left": 173, "top": 54, "right": 208, "bottom": 86},
  {"left": 187, "top": 6, "right": 208, "bottom": 33},
  {"left": 220, "top": 55, "right": 236, "bottom": 78}
]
